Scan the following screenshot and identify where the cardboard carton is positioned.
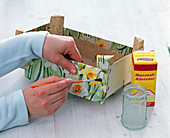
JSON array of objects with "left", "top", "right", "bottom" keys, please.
[{"left": 132, "top": 50, "right": 157, "bottom": 106}]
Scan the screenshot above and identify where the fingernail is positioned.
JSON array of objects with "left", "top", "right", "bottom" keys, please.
[
  {"left": 70, "top": 69, "right": 76, "bottom": 74},
  {"left": 66, "top": 78, "right": 72, "bottom": 83}
]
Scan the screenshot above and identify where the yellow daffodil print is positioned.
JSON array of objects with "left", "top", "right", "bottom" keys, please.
[
  {"left": 73, "top": 34, "right": 77, "bottom": 39},
  {"left": 80, "top": 66, "right": 98, "bottom": 80},
  {"left": 97, "top": 39, "right": 107, "bottom": 48},
  {"left": 72, "top": 85, "right": 82, "bottom": 94},
  {"left": 32, "top": 28, "right": 37, "bottom": 31},
  {"left": 25, "top": 62, "right": 31, "bottom": 67},
  {"left": 89, "top": 81, "right": 101, "bottom": 85},
  {"left": 72, "top": 84, "right": 89, "bottom": 96},
  {"left": 24, "top": 61, "right": 33, "bottom": 69}
]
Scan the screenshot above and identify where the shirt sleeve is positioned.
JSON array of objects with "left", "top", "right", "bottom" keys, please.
[
  {"left": 0, "top": 31, "right": 48, "bottom": 77},
  {"left": 0, "top": 90, "right": 29, "bottom": 131},
  {"left": 0, "top": 31, "right": 48, "bottom": 131}
]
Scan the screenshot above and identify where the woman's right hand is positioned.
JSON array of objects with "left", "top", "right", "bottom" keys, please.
[{"left": 23, "top": 76, "right": 72, "bottom": 118}]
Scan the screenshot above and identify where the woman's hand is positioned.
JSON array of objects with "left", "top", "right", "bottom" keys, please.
[
  {"left": 42, "top": 34, "right": 81, "bottom": 74},
  {"left": 23, "top": 76, "right": 72, "bottom": 118}
]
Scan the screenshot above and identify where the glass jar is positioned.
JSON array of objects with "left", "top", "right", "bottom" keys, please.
[{"left": 121, "top": 84, "right": 147, "bottom": 130}]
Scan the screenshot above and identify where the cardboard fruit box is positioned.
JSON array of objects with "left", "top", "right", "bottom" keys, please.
[{"left": 16, "top": 15, "right": 144, "bottom": 103}]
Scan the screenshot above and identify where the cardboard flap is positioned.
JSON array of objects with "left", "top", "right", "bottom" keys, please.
[{"left": 75, "top": 39, "right": 124, "bottom": 67}]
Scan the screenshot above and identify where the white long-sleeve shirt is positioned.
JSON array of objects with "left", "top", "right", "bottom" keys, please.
[{"left": 0, "top": 31, "right": 47, "bottom": 131}]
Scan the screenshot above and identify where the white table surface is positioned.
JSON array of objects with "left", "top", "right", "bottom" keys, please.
[{"left": 0, "top": 0, "right": 170, "bottom": 137}]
